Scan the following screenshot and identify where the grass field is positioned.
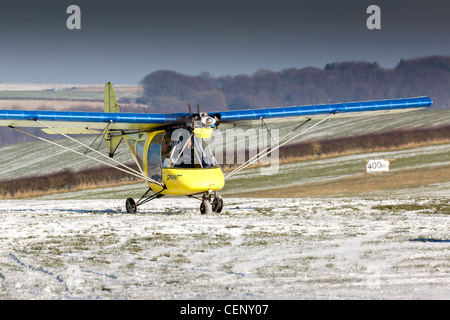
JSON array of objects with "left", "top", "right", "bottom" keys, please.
[
  {"left": 227, "top": 164, "right": 450, "bottom": 198},
  {"left": 0, "top": 83, "right": 144, "bottom": 113},
  {"left": 0, "top": 121, "right": 449, "bottom": 199},
  {"left": 0, "top": 83, "right": 143, "bottom": 101},
  {"left": 222, "top": 142, "right": 450, "bottom": 196},
  {"left": 10, "top": 140, "right": 445, "bottom": 202}
]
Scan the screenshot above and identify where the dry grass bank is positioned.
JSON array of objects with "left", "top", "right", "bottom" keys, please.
[
  {"left": 226, "top": 164, "right": 450, "bottom": 198},
  {"left": 221, "top": 137, "right": 450, "bottom": 172}
]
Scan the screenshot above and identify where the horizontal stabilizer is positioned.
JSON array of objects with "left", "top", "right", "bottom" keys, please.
[{"left": 104, "top": 82, "right": 123, "bottom": 157}]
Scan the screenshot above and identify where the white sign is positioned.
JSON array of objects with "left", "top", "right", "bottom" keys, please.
[{"left": 366, "top": 159, "right": 390, "bottom": 173}]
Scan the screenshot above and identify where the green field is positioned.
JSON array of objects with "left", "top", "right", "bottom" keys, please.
[
  {"left": 222, "top": 142, "right": 450, "bottom": 194},
  {"left": 4, "top": 138, "right": 446, "bottom": 201},
  {"left": 0, "top": 85, "right": 143, "bottom": 101},
  {"left": 0, "top": 107, "right": 449, "bottom": 200}
]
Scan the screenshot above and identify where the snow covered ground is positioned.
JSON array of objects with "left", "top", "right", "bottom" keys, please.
[{"left": 0, "top": 197, "right": 448, "bottom": 300}]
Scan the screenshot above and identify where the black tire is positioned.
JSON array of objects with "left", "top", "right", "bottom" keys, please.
[
  {"left": 126, "top": 198, "right": 137, "bottom": 214},
  {"left": 212, "top": 195, "right": 223, "bottom": 213},
  {"left": 200, "top": 200, "right": 212, "bottom": 215}
]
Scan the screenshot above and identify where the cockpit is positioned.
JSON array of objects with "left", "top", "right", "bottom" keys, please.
[
  {"left": 124, "top": 128, "right": 219, "bottom": 184},
  {"left": 161, "top": 128, "right": 217, "bottom": 169}
]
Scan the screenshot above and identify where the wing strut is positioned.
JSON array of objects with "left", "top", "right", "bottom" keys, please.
[
  {"left": 8, "top": 125, "right": 164, "bottom": 186},
  {"left": 224, "top": 112, "right": 337, "bottom": 180}
]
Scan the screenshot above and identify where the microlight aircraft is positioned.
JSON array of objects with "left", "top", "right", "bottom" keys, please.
[{"left": 0, "top": 83, "right": 432, "bottom": 213}]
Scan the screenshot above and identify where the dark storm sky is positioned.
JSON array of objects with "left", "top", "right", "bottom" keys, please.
[{"left": 0, "top": 0, "right": 449, "bottom": 84}]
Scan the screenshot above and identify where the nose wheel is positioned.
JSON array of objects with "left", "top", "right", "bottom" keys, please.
[
  {"left": 212, "top": 195, "right": 223, "bottom": 213},
  {"left": 200, "top": 199, "right": 212, "bottom": 214},
  {"left": 200, "top": 193, "right": 223, "bottom": 214}
]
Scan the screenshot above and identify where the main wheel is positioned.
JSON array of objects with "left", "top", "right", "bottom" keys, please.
[
  {"left": 126, "top": 198, "right": 137, "bottom": 214},
  {"left": 200, "top": 200, "right": 212, "bottom": 215},
  {"left": 212, "top": 195, "right": 223, "bottom": 213}
]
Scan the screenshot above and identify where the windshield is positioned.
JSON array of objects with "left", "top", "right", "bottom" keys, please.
[{"left": 161, "top": 129, "right": 218, "bottom": 169}]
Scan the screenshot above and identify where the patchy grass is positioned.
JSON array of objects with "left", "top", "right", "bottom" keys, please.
[{"left": 372, "top": 201, "right": 450, "bottom": 215}]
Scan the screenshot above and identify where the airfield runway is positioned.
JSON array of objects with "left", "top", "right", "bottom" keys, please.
[{"left": 0, "top": 197, "right": 448, "bottom": 300}]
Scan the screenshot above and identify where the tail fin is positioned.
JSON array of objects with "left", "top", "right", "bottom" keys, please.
[
  {"left": 104, "top": 82, "right": 120, "bottom": 113},
  {"left": 103, "top": 82, "right": 123, "bottom": 157}
]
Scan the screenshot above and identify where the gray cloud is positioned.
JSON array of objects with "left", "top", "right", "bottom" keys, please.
[{"left": 0, "top": 0, "right": 449, "bottom": 83}]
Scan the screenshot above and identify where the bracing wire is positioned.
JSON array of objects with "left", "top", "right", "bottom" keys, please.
[
  {"left": 10, "top": 124, "right": 163, "bottom": 186},
  {"left": 224, "top": 113, "right": 336, "bottom": 179}
]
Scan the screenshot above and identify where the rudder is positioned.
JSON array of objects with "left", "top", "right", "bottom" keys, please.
[
  {"left": 103, "top": 82, "right": 123, "bottom": 157},
  {"left": 104, "top": 82, "right": 120, "bottom": 113}
]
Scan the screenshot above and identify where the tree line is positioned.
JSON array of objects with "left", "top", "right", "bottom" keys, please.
[
  {"left": 1, "top": 56, "right": 449, "bottom": 145},
  {"left": 140, "top": 56, "right": 450, "bottom": 113}
]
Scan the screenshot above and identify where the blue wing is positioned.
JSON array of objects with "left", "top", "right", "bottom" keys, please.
[
  {"left": 0, "top": 109, "right": 189, "bottom": 132},
  {"left": 0, "top": 96, "right": 432, "bottom": 132},
  {"left": 213, "top": 96, "right": 432, "bottom": 122}
]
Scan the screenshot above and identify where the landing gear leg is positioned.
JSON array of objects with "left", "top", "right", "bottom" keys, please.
[{"left": 125, "top": 187, "right": 165, "bottom": 214}]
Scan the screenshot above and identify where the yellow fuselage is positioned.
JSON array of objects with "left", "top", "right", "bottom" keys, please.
[
  {"left": 123, "top": 129, "right": 224, "bottom": 196},
  {"left": 149, "top": 167, "right": 224, "bottom": 196}
]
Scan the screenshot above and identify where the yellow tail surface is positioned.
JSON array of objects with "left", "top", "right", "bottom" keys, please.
[
  {"left": 104, "top": 82, "right": 120, "bottom": 113},
  {"left": 103, "top": 82, "right": 123, "bottom": 157}
]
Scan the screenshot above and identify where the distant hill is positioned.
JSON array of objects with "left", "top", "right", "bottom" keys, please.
[
  {"left": 1, "top": 56, "right": 449, "bottom": 145},
  {"left": 140, "top": 56, "right": 450, "bottom": 112}
]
